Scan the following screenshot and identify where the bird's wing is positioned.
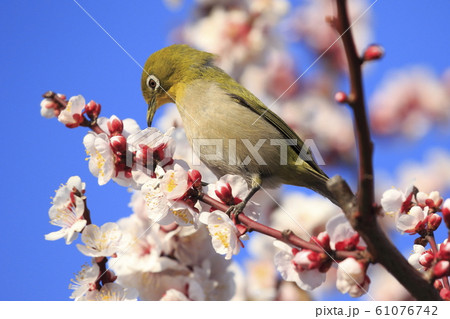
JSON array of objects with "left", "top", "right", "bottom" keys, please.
[{"left": 225, "top": 88, "right": 326, "bottom": 178}]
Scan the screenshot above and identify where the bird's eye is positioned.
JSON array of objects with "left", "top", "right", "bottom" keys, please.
[{"left": 146, "top": 75, "right": 160, "bottom": 90}]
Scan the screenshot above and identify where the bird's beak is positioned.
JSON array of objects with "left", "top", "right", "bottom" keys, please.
[{"left": 147, "top": 96, "right": 156, "bottom": 127}]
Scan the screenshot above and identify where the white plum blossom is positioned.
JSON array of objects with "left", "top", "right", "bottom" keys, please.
[
  {"left": 244, "top": 259, "right": 277, "bottom": 300},
  {"left": 141, "top": 178, "right": 171, "bottom": 223},
  {"left": 80, "top": 283, "right": 138, "bottom": 301},
  {"left": 128, "top": 127, "right": 175, "bottom": 186},
  {"left": 160, "top": 164, "right": 189, "bottom": 200},
  {"left": 69, "top": 263, "right": 100, "bottom": 300},
  {"left": 77, "top": 223, "right": 122, "bottom": 257},
  {"left": 207, "top": 174, "right": 260, "bottom": 221},
  {"left": 271, "top": 191, "right": 340, "bottom": 240},
  {"left": 273, "top": 241, "right": 326, "bottom": 291},
  {"left": 83, "top": 132, "right": 115, "bottom": 185},
  {"left": 110, "top": 215, "right": 185, "bottom": 274},
  {"left": 58, "top": 95, "right": 85, "bottom": 127},
  {"left": 141, "top": 165, "right": 199, "bottom": 227},
  {"left": 370, "top": 68, "right": 450, "bottom": 139},
  {"left": 45, "top": 196, "right": 87, "bottom": 245},
  {"left": 396, "top": 206, "right": 428, "bottom": 234},
  {"left": 97, "top": 116, "right": 141, "bottom": 138},
  {"left": 407, "top": 245, "right": 436, "bottom": 272},
  {"left": 326, "top": 214, "right": 363, "bottom": 250},
  {"left": 397, "top": 149, "right": 450, "bottom": 194},
  {"left": 85, "top": 116, "right": 145, "bottom": 188},
  {"left": 290, "top": 0, "right": 372, "bottom": 69},
  {"left": 183, "top": 7, "right": 264, "bottom": 74},
  {"left": 380, "top": 188, "right": 407, "bottom": 216},
  {"left": 336, "top": 258, "right": 369, "bottom": 298},
  {"left": 169, "top": 201, "right": 200, "bottom": 228},
  {"left": 199, "top": 210, "right": 242, "bottom": 260},
  {"left": 51, "top": 176, "right": 85, "bottom": 208},
  {"left": 110, "top": 220, "right": 237, "bottom": 301},
  {"left": 186, "top": 259, "right": 236, "bottom": 301},
  {"left": 416, "top": 191, "right": 442, "bottom": 208}
]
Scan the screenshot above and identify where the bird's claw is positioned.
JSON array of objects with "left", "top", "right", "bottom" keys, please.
[
  {"left": 226, "top": 202, "right": 246, "bottom": 220},
  {"left": 281, "top": 229, "right": 293, "bottom": 240}
]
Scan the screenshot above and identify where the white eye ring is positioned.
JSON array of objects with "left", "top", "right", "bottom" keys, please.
[{"left": 146, "top": 75, "right": 160, "bottom": 90}]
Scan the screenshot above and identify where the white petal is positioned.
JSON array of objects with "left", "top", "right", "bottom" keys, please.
[
  {"left": 297, "top": 269, "right": 326, "bottom": 290},
  {"left": 122, "top": 118, "right": 141, "bottom": 137},
  {"left": 380, "top": 189, "right": 405, "bottom": 214},
  {"left": 326, "top": 214, "right": 356, "bottom": 250},
  {"left": 396, "top": 214, "right": 417, "bottom": 232},
  {"left": 76, "top": 244, "right": 99, "bottom": 257},
  {"left": 72, "top": 219, "right": 87, "bottom": 232},
  {"left": 274, "top": 250, "right": 296, "bottom": 281},
  {"left": 67, "top": 176, "right": 84, "bottom": 192},
  {"left": 273, "top": 240, "right": 293, "bottom": 253},
  {"left": 65, "top": 229, "right": 80, "bottom": 245},
  {"left": 45, "top": 229, "right": 67, "bottom": 241}
]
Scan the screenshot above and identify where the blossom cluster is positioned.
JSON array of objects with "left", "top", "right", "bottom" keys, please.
[
  {"left": 42, "top": 89, "right": 379, "bottom": 300},
  {"left": 274, "top": 214, "right": 369, "bottom": 297},
  {"left": 370, "top": 68, "right": 450, "bottom": 139},
  {"left": 45, "top": 176, "right": 135, "bottom": 300},
  {"left": 381, "top": 187, "right": 450, "bottom": 300}
]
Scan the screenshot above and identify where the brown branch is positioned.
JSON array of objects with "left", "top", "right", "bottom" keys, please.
[
  {"left": 335, "top": 0, "right": 374, "bottom": 216},
  {"left": 198, "top": 193, "right": 362, "bottom": 261},
  {"left": 330, "top": 0, "right": 441, "bottom": 300}
]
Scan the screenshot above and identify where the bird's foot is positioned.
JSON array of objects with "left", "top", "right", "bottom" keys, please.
[
  {"left": 226, "top": 201, "right": 247, "bottom": 220},
  {"left": 281, "top": 229, "right": 293, "bottom": 240}
]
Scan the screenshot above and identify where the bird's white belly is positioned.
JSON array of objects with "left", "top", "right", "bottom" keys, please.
[{"left": 176, "top": 80, "right": 288, "bottom": 187}]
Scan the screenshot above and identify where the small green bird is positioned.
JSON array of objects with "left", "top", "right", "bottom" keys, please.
[{"left": 141, "top": 44, "right": 338, "bottom": 212}]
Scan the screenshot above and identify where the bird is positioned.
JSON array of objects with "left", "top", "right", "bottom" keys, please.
[{"left": 141, "top": 44, "right": 339, "bottom": 213}]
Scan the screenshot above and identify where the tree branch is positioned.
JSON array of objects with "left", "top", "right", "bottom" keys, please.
[
  {"left": 330, "top": 0, "right": 441, "bottom": 300},
  {"left": 198, "top": 193, "right": 362, "bottom": 261}
]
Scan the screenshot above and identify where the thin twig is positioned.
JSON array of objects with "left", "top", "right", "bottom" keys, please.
[{"left": 198, "top": 193, "right": 362, "bottom": 261}]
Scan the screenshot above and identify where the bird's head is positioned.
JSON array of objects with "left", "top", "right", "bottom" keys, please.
[{"left": 141, "top": 44, "right": 216, "bottom": 126}]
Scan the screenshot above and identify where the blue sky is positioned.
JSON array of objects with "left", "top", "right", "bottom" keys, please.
[{"left": 0, "top": 0, "right": 449, "bottom": 301}]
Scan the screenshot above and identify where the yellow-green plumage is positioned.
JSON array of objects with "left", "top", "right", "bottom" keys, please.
[{"left": 142, "top": 44, "right": 337, "bottom": 205}]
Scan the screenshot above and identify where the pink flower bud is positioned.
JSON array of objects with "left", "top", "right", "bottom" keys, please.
[
  {"left": 215, "top": 182, "right": 234, "bottom": 204},
  {"left": 442, "top": 199, "right": 450, "bottom": 229},
  {"left": 110, "top": 135, "right": 127, "bottom": 153},
  {"left": 42, "top": 99, "right": 57, "bottom": 110},
  {"left": 335, "top": 233, "right": 360, "bottom": 251},
  {"left": 65, "top": 113, "right": 84, "bottom": 128},
  {"left": 418, "top": 251, "right": 434, "bottom": 269},
  {"left": 363, "top": 44, "right": 384, "bottom": 62},
  {"left": 433, "top": 280, "right": 443, "bottom": 290},
  {"left": 440, "top": 288, "right": 450, "bottom": 301},
  {"left": 433, "top": 260, "right": 450, "bottom": 278},
  {"left": 188, "top": 169, "right": 202, "bottom": 189},
  {"left": 438, "top": 241, "right": 450, "bottom": 260},
  {"left": 316, "top": 232, "right": 330, "bottom": 249},
  {"left": 293, "top": 249, "right": 321, "bottom": 270},
  {"left": 85, "top": 100, "right": 101, "bottom": 119},
  {"left": 107, "top": 115, "right": 123, "bottom": 134},
  {"left": 334, "top": 91, "right": 348, "bottom": 104},
  {"left": 428, "top": 213, "right": 442, "bottom": 231}
]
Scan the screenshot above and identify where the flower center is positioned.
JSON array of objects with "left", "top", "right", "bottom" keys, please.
[{"left": 166, "top": 172, "right": 177, "bottom": 192}]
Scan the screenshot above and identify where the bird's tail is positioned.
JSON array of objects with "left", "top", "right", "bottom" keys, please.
[
  {"left": 309, "top": 173, "right": 341, "bottom": 207},
  {"left": 293, "top": 164, "right": 344, "bottom": 207}
]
